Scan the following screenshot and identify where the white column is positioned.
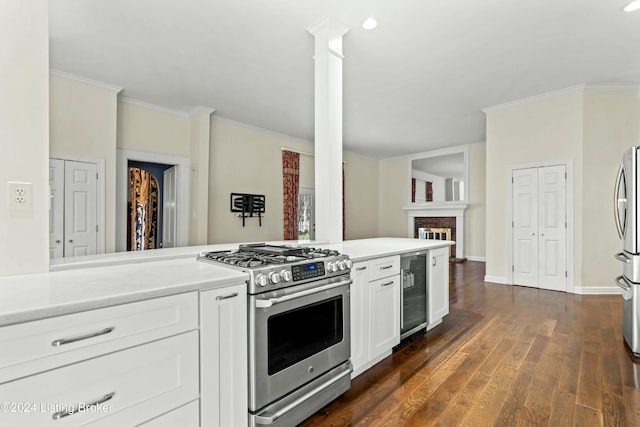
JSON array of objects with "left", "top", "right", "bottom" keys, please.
[
  {"left": 189, "top": 106, "right": 215, "bottom": 246},
  {"left": 307, "top": 19, "right": 349, "bottom": 243}
]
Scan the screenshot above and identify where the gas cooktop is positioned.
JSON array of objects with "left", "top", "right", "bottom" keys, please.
[{"left": 197, "top": 244, "right": 351, "bottom": 294}]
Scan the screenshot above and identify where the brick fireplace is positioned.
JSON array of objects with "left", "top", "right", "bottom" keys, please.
[
  {"left": 414, "top": 217, "right": 456, "bottom": 258},
  {"left": 403, "top": 203, "right": 467, "bottom": 260}
]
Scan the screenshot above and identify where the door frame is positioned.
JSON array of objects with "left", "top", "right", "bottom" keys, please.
[
  {"left": 506, "top": 159, "right": 574, "bottom": 293},
  {"left": 116, "top": 149, "right": 189, "bottom": 252},
  {"left": 49, "top": 153, "right": 106, "bottom": 255}
]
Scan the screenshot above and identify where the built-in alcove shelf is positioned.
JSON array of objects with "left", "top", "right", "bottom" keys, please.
[{"left": 403, "top": 203, "right": 467, "bottom": 260}]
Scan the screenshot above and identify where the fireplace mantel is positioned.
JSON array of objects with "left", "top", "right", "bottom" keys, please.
[{"left": 403, "top": 203, "right": 468, "bottom": 259}]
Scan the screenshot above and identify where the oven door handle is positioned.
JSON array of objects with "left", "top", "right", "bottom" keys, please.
[
  {"left": 254, "top": 363, "right": 353, "bottom": 425},
  {"left": 255, "top": 279, "right": 352, "bottom": 308}
]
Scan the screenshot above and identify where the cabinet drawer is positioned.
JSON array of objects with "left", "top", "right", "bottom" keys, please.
[
  {"left": 0, "top": 292, "right": 198, "bottom": 384},
  {"left": 367, "top": 255, "right": 400, "bottom": 281},
  {"left": 139, "top": 400, "right": 199, "bottom": 427},
  {"left": 0, "top": 331, "right": 199, "bottom": 427}
]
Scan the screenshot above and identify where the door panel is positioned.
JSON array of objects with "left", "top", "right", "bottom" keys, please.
[
  {"left": 538, "top": 165, "right": 566, "bottom": 291},
  {"left": 512, "top": 165, "right": 567, "bottom": 291},
  {"left": 162, "top": 167, "right": 177, "bottom": 249},
  {"left": 513, "top": 168, "right": 539, "bottom": 287},
  {"left": 49, "top": 159, "right": 64, "bottom": 259},
  {"left": 64, "top": 160, "right": 98, "bottom": 257}
]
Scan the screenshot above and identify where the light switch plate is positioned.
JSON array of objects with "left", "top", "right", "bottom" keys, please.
[{"left": 8, "top": 181, "right": 33, "bottom": 210}]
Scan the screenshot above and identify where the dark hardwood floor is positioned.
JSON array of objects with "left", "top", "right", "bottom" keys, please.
[{"left": 300, "top": 261, "right": 640, "bottom": 426}]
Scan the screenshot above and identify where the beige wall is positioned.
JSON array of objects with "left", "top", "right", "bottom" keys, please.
[
  {"left": 465, "top": 143, "right": 486, "bottom": 259},
  {"left": 582, "top": 90, "right": 640, "bottom": 287},
  {"left": 344, "top": 151, "right": 379, "bottom": 240},
  {"left": 0, "top": 0, "right": 49, "bottom": 276},
  {"left": 485, "top": 90, "right": 584, "bottom": 283},
  {"left": 208, "top": 119, "right": 317, "bottom": 243},
  {"left": 117, "top": 102, "right": 190, "bottom": 156},
  {"left": 378, "top": 157, "right": 409, "bottom": 237},
  {"left": 188, "top": 109, "right": 213, "bottom": 246},
  {"left": 50, "top": 75, "right": 119, "bottom": 252}
]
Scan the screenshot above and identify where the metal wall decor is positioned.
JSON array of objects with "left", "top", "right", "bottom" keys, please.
[{"left": 230, "top": 193, "right": 265, "bottom": 226}]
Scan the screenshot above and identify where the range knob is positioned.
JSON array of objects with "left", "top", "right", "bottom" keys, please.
[
  {"left": 256, "top": 274, "right": 269, "bottom": 287},
  {"left": 281, "top": 270, "right": 292, "bottom": 282},
  {"left": 345, "top": 259, "right": 353, "bottom": 269},
  {"left": 337, "top": 260, "right": 346, "bottom": 271},
  {"left": 327, "top": 262, "right": 337, "bottom": 273},
  {"left": 269, "top": 272, "right": 281, "bottom": 284}
]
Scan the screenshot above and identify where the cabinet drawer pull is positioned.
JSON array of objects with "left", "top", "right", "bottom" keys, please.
[
  {"left": 381, "top": 281, "right": 395, "bottom": 287},
  {"left": 216, "top": 292, "right": 239, "bottom": 301},
  {"left": 51, "top": 327, "right": 115, "bottom": 347},
  {"left": 380, "top": 265, "right": 393, "bottom": 270},
  {"left": 356, "top": 266, "right": 367, "bottom": 271},
  {"left": 52, "top": 392, "right": 115, "bottom": 420},
  {"left": 432, "top": 258, "right": 437, "bottom": 267}
]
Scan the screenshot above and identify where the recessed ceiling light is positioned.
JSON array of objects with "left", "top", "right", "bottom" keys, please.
[
  {"left": 624, "top": 1, "right": 640, "bottom": 12},
  {"left": 362, "top": 17, "right": 377, "bottom": 30}
]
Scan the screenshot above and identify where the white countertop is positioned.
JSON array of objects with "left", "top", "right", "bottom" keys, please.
[
  {"left": 0, "top": 238, "right": 451, "bottom": 327},
  {"left": 317, "top": 237, "right": 453, "bottom": 262},
  {"left": 0, "top": 258, "right": 248, "bottom": 327}
]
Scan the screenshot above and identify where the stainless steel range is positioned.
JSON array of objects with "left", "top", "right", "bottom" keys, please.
[{"left": 198, "top": 244, "right": 353, "bottom": 427}]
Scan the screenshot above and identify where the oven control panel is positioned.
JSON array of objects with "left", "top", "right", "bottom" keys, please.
[{"left": 292, "top": 262, "right": 325, "bottom": 282}]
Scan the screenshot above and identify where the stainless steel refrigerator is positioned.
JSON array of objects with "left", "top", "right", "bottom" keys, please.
[
  {"left": 614, "top": 146, "right": 640, "bottom": 357},
  {"left": 398, "top": 251, "right": 428, "bottom": 346}
]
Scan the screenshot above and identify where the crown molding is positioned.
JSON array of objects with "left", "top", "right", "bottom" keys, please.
[
  {"left": 49, "top": 69, "right": 123, "bottom": 93},
  {"left": 212, "top": 115, "right": 314, "bottom": 146},
  {"left": 482, "top": 82, "right": 640, "bottom": 113},
  {"left": 481, "top": 85, "right": 585, "bottom": 113},
  {"left": 190, "top": 105, "right": 216, "bottom": 116},
  {"left": 118, "top": 96, "right": 190, "bottom": 118}
]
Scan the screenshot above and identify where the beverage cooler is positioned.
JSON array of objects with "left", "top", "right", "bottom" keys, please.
[
  {"left": 614, "top": 146, "right": 640, "bottom": 357},
  {"left": 399, "top": 252, "right": 428, "bottom": 343}
]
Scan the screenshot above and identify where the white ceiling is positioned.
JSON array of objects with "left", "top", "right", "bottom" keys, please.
[{"left": 49, "top": 0, "right": 640, "bottom": 159}]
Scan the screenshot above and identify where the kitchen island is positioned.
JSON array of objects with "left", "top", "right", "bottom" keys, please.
[{"left": 0, "top": 237, "right": 452, "bottom": 426}]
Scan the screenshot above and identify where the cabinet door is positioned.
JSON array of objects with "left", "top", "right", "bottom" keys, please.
[
  {"left": 369, "top": 276, "right": 400, "bottom": 360},
  {"left": 350, "top": 262, "right": 369, "bottom": 375},
  {"left": 428, "top": 247, "right": 449, "bottom": 325},
  {"left": 200, "top": 284, "right": 248, "bottom": 427}
]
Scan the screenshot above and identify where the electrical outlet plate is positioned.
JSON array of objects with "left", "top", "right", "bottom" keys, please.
[{"left": 8, "top": 181, "right": 33, "bottom": 209}]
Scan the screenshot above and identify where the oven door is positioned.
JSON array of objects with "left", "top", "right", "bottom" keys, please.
[{"left": 248, "top": 275, "right": 351, "bottom": 412}]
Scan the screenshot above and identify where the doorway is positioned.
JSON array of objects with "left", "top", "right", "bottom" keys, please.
[
  {"left": 127, "top": 161, "right": 176, "bottom": 251},
  {"left": 116, "top": 149, "right": 189, "bottom": 252},
  {"left": 510, "top": 163, "right": 569, "bottom": 292},
  {"left": 298, "top": 188, "right": 315, "bottom": 240}
]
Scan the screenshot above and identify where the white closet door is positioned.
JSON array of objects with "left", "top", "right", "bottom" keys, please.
[
  {"left": 513, "top": 168, "right": 539, "bottom": 287},
  {"left": 64, "top": 160, "right": 98, "bottom": 257},
  {"left": 49, "top": 159, "right": 65, "bottom": 259},
  {"left": 162, "top": 166, "right": 177, "bottom": 249},
  {"left": 538, "top": 165, "right": 567, "bottom": 292}
]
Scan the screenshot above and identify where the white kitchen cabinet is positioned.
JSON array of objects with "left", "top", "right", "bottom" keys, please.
[
  {"left": 428, "top": 247, "right": 450, "bottom": 326},
  {"left": 0, "top": 332, "right": 199, "bottom": 426},
  {"left": 369, "top": 275, "right": 400, "bottom": 360},
  {"left": 200, "top": 283, "right": 248, "bottom": 427},
  {"left": 350, "top": 256, "right": 400, "bottom": 378},
  {"left": 350, "top": 262, "right": 369, "bottom": 376},
  {"left": 139, "top": 400, "right": 200, "bottom": 427}
]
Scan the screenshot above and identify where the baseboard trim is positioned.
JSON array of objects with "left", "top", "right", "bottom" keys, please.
[
  {"left": 466, "top": 256, "right": 486, "bottom": 262},
  {"left": 484, "top": 275, "right": 508, "bottom": 284},
  {"left": 574, "top": 286, "right": 623, "bottom": 295}
]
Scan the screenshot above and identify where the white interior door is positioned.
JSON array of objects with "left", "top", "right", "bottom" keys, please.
[
  {"left": 538, "top": 165, "right": 567, "bottom": 291},
  {"left": 49, "top": 159, "right": 65, "bottom": 259},
  {"left": 64, "top": 160, "right": 98, "bottom": 257},
  {"left": 512, "top": 165, "right": 567, "bottom": 291},
  {"left": 162, "top": 166, "right": 177, "bottom": 248},
  {"left": 513, "top": 168, "right": 539, "bottom": 287}
]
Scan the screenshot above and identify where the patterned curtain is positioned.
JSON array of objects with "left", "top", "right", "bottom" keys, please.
[
  {"left": 282, "top": 150, "right": 300, "bottom": 240},
  {"left": 411, "top": 178, "right": 416, "bottom": 203},
  {"left": 128, "top": 167, "right": 159, "bottom": 251}
]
